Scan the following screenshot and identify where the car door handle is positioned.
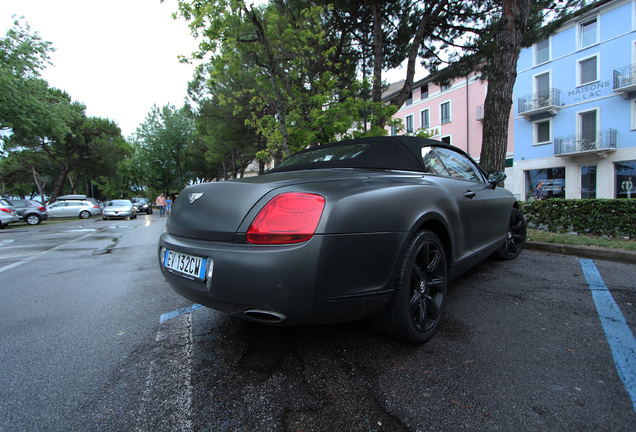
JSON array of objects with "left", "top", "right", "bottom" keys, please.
[{"left": 464, "top": 190, "right": 476, "bottom": 199}]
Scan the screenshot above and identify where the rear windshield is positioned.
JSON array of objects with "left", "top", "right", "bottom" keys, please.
[
  {"left": 277, "top": 143, "right": 369, "bottom": 166},
  {"left": 268, "top": 139, "right": 423, "bottom": 173}
]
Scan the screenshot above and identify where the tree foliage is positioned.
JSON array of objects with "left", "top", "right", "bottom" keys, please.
[
  {"left": 133, "top": 104, "right": 196, "bottom": 196},
  {"left": 1, "top": 18, "right": 131, "bottom": 201},
  {"left": 1, "top": 2, "right": 599, "bottom": 198}
]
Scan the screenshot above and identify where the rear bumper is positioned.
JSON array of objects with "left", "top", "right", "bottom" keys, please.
[
  {"left": 158, "top": 230, "right": 409, "bottom": 325},
  {"left": 0, "top": 215, "right": 19, "bottom": 224}
]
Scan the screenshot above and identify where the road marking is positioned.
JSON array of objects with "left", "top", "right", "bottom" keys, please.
[
  {"left": 138, "top": 312, "right": 194, "bottom": 431},
  {"left": 0, "top": 229, "right": 104, "bottom": 274},
  {"left": 579, "top": 259, "right": 636, "bottom": 413},
  {"left": 160, "top": 304, "right": 204, "bottom": 323}
]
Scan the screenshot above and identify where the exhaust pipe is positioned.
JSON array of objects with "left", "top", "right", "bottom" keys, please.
[{"left": 243, "top": 309, "right": 288, "bottom": 324}]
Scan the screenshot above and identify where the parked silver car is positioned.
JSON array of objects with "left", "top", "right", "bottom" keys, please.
[
  {"left": 0, "top": 199, "right": 19, "bottom": 228},
  {"left": 46, "top": 200, "right": 101, "bottom": 219},
  {"left": 9, "top": 199, "right": 48, "bottom": 225},
  {"left": 102, "top": 199, "right": 136, "bottom": 220}
]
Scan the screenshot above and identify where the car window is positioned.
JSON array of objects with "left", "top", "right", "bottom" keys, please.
[
  {"left": 12, "top": 201, "right": 26, "bottom": 208},
  {"left": 421, "top": 147, "right": 450, "bottom": 176},
  {"left": 434, "top": 148, "right": 483, "bottom": 182},
  {"left": 51, "top": 202, "right": 67, "bottom": 208}
]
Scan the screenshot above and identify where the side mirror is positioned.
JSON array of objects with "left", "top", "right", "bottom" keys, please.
[{"left": 487, "top": 171, "right": 507, "bottom": 188}]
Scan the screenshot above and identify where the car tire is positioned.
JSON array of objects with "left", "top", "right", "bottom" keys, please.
[
  {"left": 374, "top": 230, "right": 448, "bottom": 344},
  {"left": 26, "top": 214, "right": 41, "bottom": 225},
  {"left": 79, "top": 210, "right": 91, "bottom": 219},
  {"left": 495, "top": 208, "right": 526, "bottom": 261}
]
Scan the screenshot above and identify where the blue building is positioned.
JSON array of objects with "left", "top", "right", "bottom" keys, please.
[{"left": 511, "top": 0, "right": 636, "bottom": 201}]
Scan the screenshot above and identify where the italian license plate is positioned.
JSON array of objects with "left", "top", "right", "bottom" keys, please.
[{"left": 163, "top": 249, "right": 208, "bottom": 280}]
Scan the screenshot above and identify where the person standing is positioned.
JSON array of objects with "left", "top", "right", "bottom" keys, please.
[
  {"left": 156, "top": 193, "right": 167, "bottom": 216},
  {"left": 166, "top": 195, "right": 173, "bottom": 215},
  {"left": 534, "top": 181, "right": 545, "bottom": 201}
]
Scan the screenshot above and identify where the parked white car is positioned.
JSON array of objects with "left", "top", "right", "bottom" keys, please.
[{"left": 46, "top": 200, "right": 101, "bottom": 219}]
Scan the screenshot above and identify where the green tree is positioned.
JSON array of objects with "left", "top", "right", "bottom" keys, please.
[
  {"left": 134, "top": 104, "right": 196, "bottom": 195},
  {"left": 177, "top": 0, "right": 393, "bottom": 165},
  {"left": 429, "top": 0, "right": 590, "bottom": 173},
  {"left": 0, "top": 18, "right": 57, "bottom": 139}
]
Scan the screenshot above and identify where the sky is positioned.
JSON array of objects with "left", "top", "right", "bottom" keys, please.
[{"left": 0, "top": 0, "right": 200, "bottom": 138}]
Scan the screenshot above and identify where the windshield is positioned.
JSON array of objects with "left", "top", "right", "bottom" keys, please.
[{"left": 107, "top": 200, "right": 131, "bottom": 206}]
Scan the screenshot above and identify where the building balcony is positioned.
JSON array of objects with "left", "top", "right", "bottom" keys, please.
[
  {"left": 554, "top": 129, "right": 617, "bottom": 158},
  {"left": 613, "top": 64, "right": 636, "bottom": 98},
  {"left": 518, "top": 89, "right": 561, "bottom": 119}
]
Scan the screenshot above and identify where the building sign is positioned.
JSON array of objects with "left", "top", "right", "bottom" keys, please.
[
  {"left": 422, "top": 127, "right": 441, "bottom": 137},
  {"left": 568, "top": 80, "right": 611, "bottom": 102}
]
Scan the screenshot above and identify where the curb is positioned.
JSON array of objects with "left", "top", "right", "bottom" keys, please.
[{"left": 526, "top": 241, "right": 636, "bottom": 265}]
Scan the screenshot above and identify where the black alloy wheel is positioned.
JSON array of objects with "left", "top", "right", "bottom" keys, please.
[
  {"left": 495, "top": 208, "right": 526, "bottom": 260},
  {"left": 375, "top": 230, "right": 448, "bottom": 344}
]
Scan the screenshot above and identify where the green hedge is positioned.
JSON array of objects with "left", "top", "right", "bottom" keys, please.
[{"left": 519, "top": 199, "right": 635, "bottom": 239}]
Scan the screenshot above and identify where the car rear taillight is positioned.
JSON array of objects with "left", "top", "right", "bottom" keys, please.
[
  {"left": 0, "top": 207, "right": 11, "bottom": 213},
  {"left": 38, "top": 206, "right": 45, "bottom": 212},
  {"left": 246, "top": 193, "right": 325, "bottom": 244}
]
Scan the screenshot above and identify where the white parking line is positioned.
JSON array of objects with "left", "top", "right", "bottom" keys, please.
[
  {"left": 0, "top": 229, "right": 104, "bottom": 274},
  {"left": 137, "top": 312, "right": 194, "bottom": 431}
]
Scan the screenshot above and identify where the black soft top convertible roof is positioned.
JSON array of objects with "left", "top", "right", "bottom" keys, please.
[{"left": 267, "top": 136, "right": 464, "bottom": 174}]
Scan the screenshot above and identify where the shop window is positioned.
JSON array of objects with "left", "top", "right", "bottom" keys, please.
[
  {"left": 525, "top": 167, "right": 566, "bottom": 201},
  {"left": 581, "top": 165, "right": 596, "bottom": 199},
  {"left": 615, "top": 160, "right": 636, "bottom": 199}
]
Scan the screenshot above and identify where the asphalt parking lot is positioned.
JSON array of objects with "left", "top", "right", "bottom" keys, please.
[
  {"left": 141, "top": 249, "right": 636, "bottom": 432},
  {"left": 1, "top": 217, "right": 634, "bottom": 431}
]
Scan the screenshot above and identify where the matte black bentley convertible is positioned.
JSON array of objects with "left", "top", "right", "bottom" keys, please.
[{"left": 158, "top": 136, "right": 526, "bottom": 343}]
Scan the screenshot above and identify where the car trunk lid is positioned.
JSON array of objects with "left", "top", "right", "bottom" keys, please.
[{"left": 166, "top": 170, "right": 367, "bottom": 242}]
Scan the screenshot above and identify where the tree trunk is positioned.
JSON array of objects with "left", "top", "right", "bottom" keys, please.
[
  {"left": 32, "top": 167, "right": 47, "bottom": 204},
  {"left": 480, "top": 0, "right": 531, "bottom": 174}
]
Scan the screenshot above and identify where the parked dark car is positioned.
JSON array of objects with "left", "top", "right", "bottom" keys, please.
[
  {"left": 8, "top": 199, "right": 48, "bottom": 225},
  {"left": 131, "top": 198, "right": 153, "bottom": 214},
  {"left": 0, "top": 199, "right": 19, "bottom": 228},
  {"left": 158, "top": 137, "right": 526, "bottom": 344}
]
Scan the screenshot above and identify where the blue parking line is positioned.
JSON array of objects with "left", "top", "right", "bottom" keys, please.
[
  {"left": 579, "top": 259, "right": 636, "bottom": 413},
  {"left": 160, "top": 304, "right": 204, "bottom": 323}
]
